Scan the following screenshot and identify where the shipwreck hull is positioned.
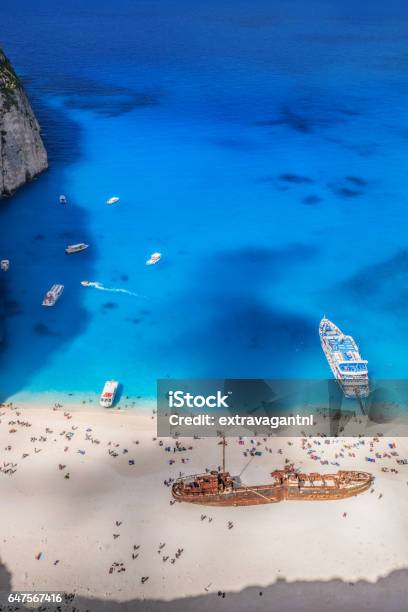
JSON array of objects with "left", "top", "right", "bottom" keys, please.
[
  {"left": 172, "top": 484, "right": 283, "bottom": 506},
  {"left": 285, "top": 482, "right": 372, "bottom": 501},
  {"left": 172, "top": 475, "right": 373, "bottom": 507}
]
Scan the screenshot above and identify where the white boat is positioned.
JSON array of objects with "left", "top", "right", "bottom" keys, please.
[
  {"left": 59, "top": 195, "right": 67, "bottom": 204},
  {"left": 100, "top": 380, "right": 119, "bottom": 407},
  {"left": 146, "top": 252, "right": 162, "bottom": 266},
  {"left": 81, "top": 280, "right": 91, "bottom": 286},
  {"left": 106, "top": 196, "right": 120, "bottom": 205},
  {"left": 42, "top": 284, "right": 64, "bottom": 307},
  {"left": 319, "top": 317, "right": 369, "bottom": 399},
  {"left": 65, "top": 243, "right": 89, "bottom": 255},
  {"left": 1, "top": 259, "right": 10, "bottom": 271}
]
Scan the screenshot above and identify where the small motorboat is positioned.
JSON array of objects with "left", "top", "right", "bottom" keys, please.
[
  {"left": 65, "top": 243, "right": 89, "bottom": 255},
  {"left": 59, "top": 195, "right": 67, "bottom": 204},
  {"left": 100, "top": 380, "right": 119, "bottom": 407},
  {"left": 106, "top": 196, "right": 120, "bottom": 205},
  {"left": 81, "top": 280, "right": 91, "bottom": 287},
  {"left": 1, "top": 259, "right": 10, "bottom": 271},
  {"left": 42, "top": 284, "right": 64, "bottom": 307},
  {"left": 146, "top": 252, "right": 162, "bottom": 266}
]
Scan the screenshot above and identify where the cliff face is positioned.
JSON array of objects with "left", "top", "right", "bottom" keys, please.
[{"left": 0, "top": 49, "right": 47, "bottom": 196}]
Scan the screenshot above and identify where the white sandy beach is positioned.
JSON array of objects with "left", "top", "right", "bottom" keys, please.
[{"left": 0, "top": 401, "right": 407, "bottom": 608}]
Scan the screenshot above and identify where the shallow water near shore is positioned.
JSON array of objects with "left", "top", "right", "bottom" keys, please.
[{"left": 1, "top": 0, "right": 408, "bottom": 401}]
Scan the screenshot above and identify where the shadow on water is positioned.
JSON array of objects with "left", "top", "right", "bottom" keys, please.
[
  {"left": 113, "top": 382, "right": 124, "bottom": 406},
  {"left": 365, "top": 381, "right": 407, "bottom": 424},
  {"left": 0, "top": 96, "right": 95, "bottom": 402},
  {"left": 156, "top": 243, "right": 318, "bottom": 378},
  {"left": 336, "top": 250, "right": 408, "bottom": 317},
  {"left": 36, "top": 73, "right": 162, "bottom": 118}
]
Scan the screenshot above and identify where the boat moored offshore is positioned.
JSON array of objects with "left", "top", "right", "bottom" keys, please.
[
  {"left": 146, "top": 252, "right": 162, "bottom": 266},
  {"left": 65, "top": 243, "right": 89, "bottom": 255},
  {"left": 319, "top": 317, "right": 369, "bottom": 398},
  {"left": 100, "top": 380, "right": 119, "bottom": 407},
  {"left": 42, "top": 284, "right": 64, "bottom": 307},
  {"left": 106, "top": 196, "right": 119, "bottom": 205}
]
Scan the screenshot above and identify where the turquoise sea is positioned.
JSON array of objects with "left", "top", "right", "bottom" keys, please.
[{"left": 1, "top": 0, "right": 408, "bottom": 402}]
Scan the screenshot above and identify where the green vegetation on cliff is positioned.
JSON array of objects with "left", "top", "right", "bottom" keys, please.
[
  {"left": 0, "top": 50, "right": 20, "bottom": 111},
  {"left": 0, "top": 51, "right": 19, "bottom": 91}
]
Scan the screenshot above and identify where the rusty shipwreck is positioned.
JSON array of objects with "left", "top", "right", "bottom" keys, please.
[{"left": 172, "top": 441, "right": 373, "bottom": 507}]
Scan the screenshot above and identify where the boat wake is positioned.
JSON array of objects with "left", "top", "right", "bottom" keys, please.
[{"left": 81, "top": 281, "right": 147, "bottom": 298}]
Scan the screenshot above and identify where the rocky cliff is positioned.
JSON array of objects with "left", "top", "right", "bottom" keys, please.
[{"left": 0, "top": 49, "right": 47, "bottom": 196}]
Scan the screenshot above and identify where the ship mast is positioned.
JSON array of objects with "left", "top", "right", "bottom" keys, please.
[{"left": 219, "top": 436, "right": 227, "bottom": 473}]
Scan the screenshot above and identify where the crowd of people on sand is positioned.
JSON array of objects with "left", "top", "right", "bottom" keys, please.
[
  {"left": 158, "top": 432, "right": 408, "bottom": 528},
  {"left": 0, "top": 401, "right": 193, "bottom": 587},
  {"left": 107, "top": 528, "right": 186, "bottom": 577},
  {"left": 1, "top": 398, "right": 408, "bottom": 599}
]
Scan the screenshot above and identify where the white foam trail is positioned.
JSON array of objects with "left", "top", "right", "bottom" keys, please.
[{"left": 83, "top": 281, "right": 147, "bottom": 298}]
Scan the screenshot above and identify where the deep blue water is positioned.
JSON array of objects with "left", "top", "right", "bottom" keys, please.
[{"left": 1, "top": 0, "right": 408, "bottom": 401}]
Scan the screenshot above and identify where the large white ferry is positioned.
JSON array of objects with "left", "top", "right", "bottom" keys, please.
[
  {"left": 42, "top": 284, "right": 64, "bottom": 307},
  {"left": 319, "top": 317, "right": 369, "bottom": 399},
  {"left": 100, "top": 380, "right": 119, "bottom": 407}
]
